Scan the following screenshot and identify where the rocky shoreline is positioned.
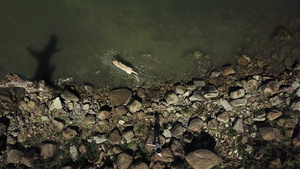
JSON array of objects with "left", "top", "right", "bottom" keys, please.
[{"left": 1, "top": 55, "right": 300, "bottom": 169}]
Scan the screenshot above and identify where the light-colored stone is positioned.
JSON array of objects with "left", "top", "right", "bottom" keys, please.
[
  {"left": 84, "top": 114, "right": 96, "bottom": 125},
  {"left": 233, "top": 118, "right": 244, "bottom": 133},
  {"left": 63, "top": 127, "right": 77, "bottom": 140},
  {"left": 123, "top": 128, "right": 135, "bottom": 142},
  {"left": 219, "top": 99, "right": 233, "bottom": 111},
  {"left": 188, "top": 118, "right": 204, "bottom": 132},
  {"left": 96, "top": 110, "right": 111, "bottom": 120},
  {"left": 128, "top": 100, "right": 142, "bottom": 113},
  {"left": 222, "top": 66, "right": 235, "bottom": 76},
  {"left": 266, "top": 109, "right": 283, "bottom": 121},
  {"left": 291, "top": 100, "right": 300, "bottom": 111},
  {"left": 201, "top": 85, "right": 218, "bottom": 99},
  {"left": 230, "top": 89, "right": 245, "bottom": 99},
  {"left": 61, "top": 89, "right": 79, "bottom": 103},
  {"left": 189, "top": 91, "right": 204, "bottom": 101},
  {"left": 243, "top": 79, "right": 258, "bottom": 93},
  {"left": 53, "top": 97, "right": 63, "bottom": 109},
  {"left": 132, "top": 162, "right": 149, "bottom": 169},
  {"left": 137, "top": 88, "right": 146, "bottom": 99},
  {"left": 185, "top": 149, "right": 222, "bottom": 169},
  {"left": 112, "top": 106, "right": 128, "bottom": 116},
  {"left": 230, "top": 98, "right": 247, "bottom": 107},
  {"left": 171, "top": 123, "right": 186, "bottom": 138},
  {"left": 166, "top": 93, "right": 179, "bottom": 105},
  {"left": 262, "top": 80, "right": 280, "bottom": 96},
  {"left": 93, "top": 134, "right": 107, "bottom": 144},
  {"left": 152, "top": 148, "right": 174, "bottom": 162},
  {"left": 217, "top": 112, "right": 229, "bottom": 123},
  {"left": 175, "top": 85, "right": 186, "bottom": 95},
  {"left": 40, "top": 143, "right": 56, "bottom": 159},
  {"left": 70, "top": 145, "right": 78, "bottom": 162}
]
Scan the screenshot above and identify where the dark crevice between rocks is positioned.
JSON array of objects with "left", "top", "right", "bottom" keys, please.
[{"left": 184, "top": 132, "right": 216, "bottom": 154}]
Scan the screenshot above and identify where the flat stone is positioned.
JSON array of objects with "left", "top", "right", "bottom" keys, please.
[
  {"left": 70, "top": 145, "right": 78, "bottom": 162},
  {"left": 63, "top": 127, "right": 77, "bottom": 140},
  {"left": 233, "top": 118, "right": 244, "bottom": 133},
  {"left": 243, "top": 79, "right": 258, "bottom": 93},
  {"left": 217, "top": 112, "right": 229, "bottom": 123},
  {"left": 137, "top": 88, "right": 146, "bottom": 99},
  {"left": 93, "top": 134, "right": 107, "bottom": 144},
  {"left": 230, "top": 98, "right": 247, "bottom": 107},
  {"left": 112, "top": 106, "right": 128, "bottom": 116},
  {"left": 267, "top": 109, "right": 283, "bottom": 121},
  {"left": 96, "top": 110, "right": 111, "bottom": 120},
  {"left": 128, "top": 100, "right": 142, "bottom": 113},
  {"left": 219, "top": 99, "right": 233, "bottom": 111},
  {"left": 61, "top": 89, "right": 79, "bottom": 103},
  {"left": 109, "top": 128, "right": 121, "bottom": 144},
  {"left": 201, "top": 85, "right": 218, "bottom": 99},
  {"left": 188, "top": 117, "right": 204, "bottom": 132},
  {"left": 109, "top": 88, "right": 132, "bottom": 106},
  {"left": 185, "top": 149, "right": 222, "bottom": 169},
  {"left": 123, "top": 128, "right": 135, "bottom": 142},
  {"left": 84, "top": 114, "right": 96, "bottom": 125},
  {"left": 116, "top": 153, "right": 133, "bottom": 169},
  {"left": 166, "top": 92, "right": 179, "bottom": 105},
  {"left": 171, "top": 123, "right": 186, "bottom": 138},
  {"left": 147, "top": 89, "right": 160, "bottom": 102},
  {"left": 222, "top": 65, "right": 235, "bottom": 76},
  {"left": 193, "top": 79, "right": 206, "bottom": 88},
  {"left": 230, "top": 89, "right": 245, "bottom": 99},
  {"left": 291, "top": 100, "right": 300, "bottom": 111},
  {"left": 40, "top": 143, "right": 56, "bottom": 159},
  {"left": 189, "top": 91, "right": 204, "bottom": 101},
  {"left": 152, "top": 148, "right": 174, "bottom": 162},
  {"left": 258, "top": 127, "right": 283, "bottom": 142},
  {"left": 53, "top": 97, "right": 63, "bottom": 109},
  {"left": 175, "top": 85, "right": 186, "bottom": 95},
  {"left": 7, "top": 149, "right": 23, "bottom": 164}
]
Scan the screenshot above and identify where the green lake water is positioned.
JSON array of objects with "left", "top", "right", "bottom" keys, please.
[{"left": 0, "top": 0, "right": 299, "bottom": 88}]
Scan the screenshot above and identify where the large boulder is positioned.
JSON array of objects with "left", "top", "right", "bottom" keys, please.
[{"left": 185, "top": 149, "right": 222, "bottom": 169}]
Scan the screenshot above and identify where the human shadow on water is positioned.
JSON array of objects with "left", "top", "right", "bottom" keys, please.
[{"left": 27, "top": 34, "right": 60, "bottom": 84}]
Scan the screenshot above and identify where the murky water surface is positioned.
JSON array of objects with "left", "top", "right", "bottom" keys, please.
[{"left": 0, "top": 0, "right": 299, "bottom": 88}]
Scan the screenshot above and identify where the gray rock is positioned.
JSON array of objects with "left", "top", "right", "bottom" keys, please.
[
  {"left": 253, "top": 110, "right": 266, "bottom": 122},
  {"left": 185, "top": 149, "right": 222, "bottom": 169},
  {"left": 189, "top": 91, "right": 204, "bottom": 101},
  {"left": 230, "top": 89, "right": 245, "bottom": 99},
  {"left": 61, "top": 89, "right": 79, "bottom": 103},
  {"left": 175, "top": 85, "right": 186, "bottom": 95},
  {"left": 207, "top": 119, "right": 218, "bottom": 130},
  {"left": 188, "top": 117, "right": 204, "bottom": 132},
  {"left": 291, "top": 100, "right": 300, "bottom": 111},
  {"left": 230, "top": 98, "right": 247, "bottom": 107},
  {"left": 109, "top": 128, "right": 121, "bottom": 144},
  {"left": 128, "top": 100, "right": 142, "bottom": 113},
  {"left": 262, "top": 80, "right": 280, "bottom": 96},
  {"left": 243, "top": 79, "right": 258, "bottom": 93},
  {"left": 233, "top": 118, "right": 244, "bottom": 133},
  {"left": 52, "top": 118, "right": 64, "bottom": 131},
  {"left": 52, "top": 97, "right": 63, "bottom": 110},
  {"left": 109, "top": 88, "right": 132, "bottom": 106},
  {"left": 162, "top": 129, "right": 172, "bottom": 138},
  {"left": 171, "top": 123, "right": 186, "bottom": 138},
  {"left": 147, "top": 89, "right": 160, "bottom": 102},
  {"left": 93, "top": 134, "right": 107, "bottom": 144},
  {"left": 166, "top": 92, "right": 179, "bottom": 105},
  {"left": 70, "top": 145, "right": 78, "bottom": 162},
  {"left": 219, "top": 99, "right": 233, "bottom": 111},
  {"left": 7, "top": 149, "right": 23, "bottom": 164},
  {"left": 217, "top": 112, "right": 229, "bottom": 123},
  {"left": 0, "top": 123, "right": 7, "bottom": 136},
  {"left": 116, "top": 153, "right": 133, "bottom": 169},
  {"left": 40, "top": 143, "right": 56, "bottom": 159},
  {"left": 193, "top": 79, "right": 206, "bottom": 88},
  {"left": 123, "top": 128, "right": 135, "bottom": 142},
  {"left": 201, "top": 85, "right": 218, "bottom": 99}
]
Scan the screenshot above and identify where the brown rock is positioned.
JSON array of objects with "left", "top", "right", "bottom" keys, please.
[
  {"left": 185, "top": 149, "right": 222, "bottom": 169},
  {"left": 84, "top": 114, "right": 96, "bottom": 125},
  {"left": 34, "top": 104, "right": 46, "bottom": 116},
  {"left": 63, "top": 127, "right": 77, "bottom": 140},
  {"left": 222, "top": 66, "right": 235, "bottom": 76},
  {"left": 109, "top": 88, "right": 132, "bottom": 106},
  {"left": 112, "top": 106, "right": 128, "bottom": 116},
  {"left": 128, "top": 100, "right": 142, "bottom": 113},
  {"left": 96, "top": 110, "right": 111, "bottom": 120},
  {"left": 147, "top": 89, "right": 160, "bottom": 102},
  {"left": 188, "top": 117, "right": 204, "bottom": 131},
  {"left": 292, "top": 136, "right": 300, "bottom": 146},
  {"left": 116, "top": 153, "right": 133, "bottom": 169},
  {"left": 237, "top": 55, "right": 251, "bottom": 66},
  {"left": 40, "top": 143, "right": 56, "bottom": 159},
  {"left": 151, "top": 148, "right": 174, "bottom": 163},
  {"left": 258, "top": 127, "right": 282, "bottom": 142},
  {"left": 132, "top": 162, "right": 149, "bottom": 169},
  {"left": 266, "top": 109, "right": 283, "bottom": 121},
  {"left": 108, "top": 128, "right": 121, "bottom": 144},
  {"left": 7, "top": 149, "right": 23, "bottom": 164},
  {"left": 269, "top": 158, "right": 281, "bottom": 169},
  {"left": 253, "top": 148, "right": 266, "bottom": 160},
  {"left": 137, "top": 88, "right": 146, "bottom": 99}
]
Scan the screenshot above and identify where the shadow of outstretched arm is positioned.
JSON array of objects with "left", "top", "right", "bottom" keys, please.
[{"left": 27, "top": 34, "right": 60, "bottom": 84}]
